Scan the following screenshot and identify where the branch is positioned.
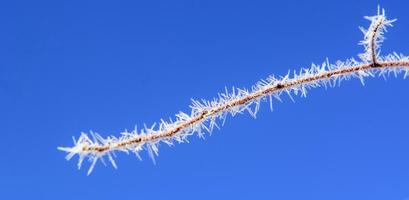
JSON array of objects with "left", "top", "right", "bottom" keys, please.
[
  {"left": 58, "top": 8, "right": 409, "bottom": 175},
  {"left": 359, "top": 6, "right": 396, "bottom": 64}
]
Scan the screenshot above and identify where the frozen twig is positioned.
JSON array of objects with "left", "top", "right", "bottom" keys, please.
[
  {"left": 58, "top": 8, "right": 409, "bottom": 175},
  {"left": 359, "top": 6, "right": 397, "bottom": 64}
]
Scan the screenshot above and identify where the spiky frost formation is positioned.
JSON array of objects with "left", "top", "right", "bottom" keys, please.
[
  {"left": 359, "top": 7, "right": 396, "bottom": 63},
  {"left": 58, "top": 8, "right": 409, "bottom": 175}
]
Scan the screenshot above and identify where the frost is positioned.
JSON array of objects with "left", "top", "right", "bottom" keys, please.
[{"left": 358, "top": 6, "right": 397, "bottom": 63}]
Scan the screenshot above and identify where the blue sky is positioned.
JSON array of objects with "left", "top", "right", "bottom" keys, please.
[{"left": 1, "top": 1, "right": 409, "bottom": 199}]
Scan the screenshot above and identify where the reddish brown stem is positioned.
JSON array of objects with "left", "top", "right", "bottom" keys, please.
[{"left": 83, "top": 60, "right": 409, "bottom": 154}]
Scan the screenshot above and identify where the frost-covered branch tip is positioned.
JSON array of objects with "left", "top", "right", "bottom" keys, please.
[
  {"left": 58, "top": 8, "right": 409, "bottom": 175},
  {"left": 359, "top": 6, "right": 396, "bottom": 64}
]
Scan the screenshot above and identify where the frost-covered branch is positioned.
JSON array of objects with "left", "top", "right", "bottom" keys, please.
[
  {"left": 58, "top": 8, "right": 409, "bottom": 175},
  {"left": 359, "top": 7, "right": 396, "bottom": 64}
]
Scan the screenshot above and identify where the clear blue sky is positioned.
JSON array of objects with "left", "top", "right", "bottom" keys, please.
[{"left": 1, "top": 1, "right": 409, "bottom": 199}]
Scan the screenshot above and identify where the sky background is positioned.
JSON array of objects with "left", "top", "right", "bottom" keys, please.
[{"left": 1, "top": 1, "right": 409, "bottom": 199}]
